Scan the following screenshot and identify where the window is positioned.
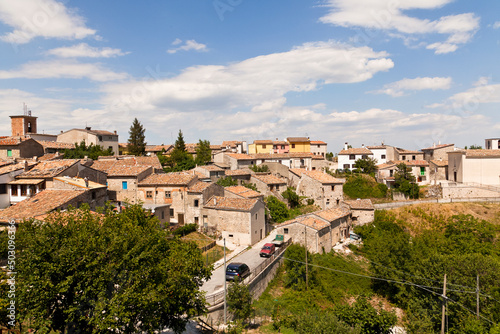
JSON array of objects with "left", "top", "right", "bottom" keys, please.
[
  {"left": 331, "top": 185, "right": 335, "bottom": 191},
  {"left": 20, "top": 185, "right": 27, "bottom": 196},
  {"left": 281, "top": 145, "right": 285, "bottom": 149},
  {"left": 146, "top": 191, "right": 153, "bottom": 198},
  {"left": 194, "top": 217, "right": 199, "bottom": 224},
  {"left": 292, "top": 144, "right": 295, "bottom": 148},
  {"left": 349, "top": 154, "right": 355, "bottom": 160},
  {"left": 420, "top": 167, "right": 425, "bottom": 176},
  {"left": 170, "top": 208, "right": 174, "bottom": 216},
  {"left": 122, "top": 181, "right": 127, "bottom": 190},
  {"left": 276, "top": 185, "right": 280, "bottom": 191},
  {"left": 98, "top": 136, "right": 102, "bottom": 141},
  {"left": 255, "top": 213, "right": 257, "bottom": 219},
  {"left": 109, "top": 146, "right": 113, "bottom": 151},
  {"left": 161, "top": 211, "right": 165, "bottom": 220},
  {"left": 362, "top": 155, "right": 367, "bottom": 159},
  {"left": 401, "top": 155, "right": 406, "bottom": 160},
  {"left": 284, "top": 228, "right": 289, "bottom": 234},
  {"left": 390, "top": 170, "right": 394, "bottom": 177},
  {"left": 11, "top": 186, "right": 18, "bottom": 196},
  {"left": 0, "top": 184, "right": 6, "bottom": 194},
  {"left": 317, "top": 144, "right": 320, "bottom": 148},
  {"left": 229, "top": 234, "right": 233, "bottom": 238},
  {"left": 381, "top": 154, "right": 386, "bottom": 159},
  {"left": 165, "top": 191, "right": 171, "bottom": 198},
  {"left": 412, "top": 155, "right": 416, "bottom": 160},
  {"left": 92, "top": 192, "right": 96, "bottom": 200},
  {"left": 262, "top": 144, "right": 266, "bottom": 149},
  {"left": 194, "top": 199, "right": 199, "bottom": 207},
  {"left": 7, "top": 149, "right": 12, "bottom": 157}
]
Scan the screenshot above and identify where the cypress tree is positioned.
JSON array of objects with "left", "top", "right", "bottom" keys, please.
[{"left": 127, "top": 118, "right": 146, "bottom": 156}]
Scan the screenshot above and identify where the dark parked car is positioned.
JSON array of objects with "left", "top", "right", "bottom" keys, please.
[{"left": 225, "top": 262, "right": 250, "bottom": 281}]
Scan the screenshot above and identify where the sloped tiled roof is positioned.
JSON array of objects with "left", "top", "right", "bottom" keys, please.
[
  {"left": 188, "top": 181, "right": 213, "bottom": 193},
  {"left": 254, "top": 140, "right": 273, "bottom": 145},
  {"left": 0, "top": 189, "right": 85, "bottom": 222},
  {"left": 344, "top": 199, "right": 374, "bottom": 210},
  {"left": 310, "top": 140, "right": 326, "bottom": 145},
  {"left": 91, "top": 156, "right": 162, "bottom": 173},
  {"left": 0, "top": 163, "right": 26, "bottom": 176},
  {"left": 17, "top": 159, "right": 78, "bottom": 179},
  {"left": 276, "top": 215, "right": 330, "bottom": 231},
  {"left": 300, "top": 170, "right": 344, "bottom": 184},
  {"left": 38, "top": 153, "right": 60, "bottom": 161},
  {"left": 287, "top": 137, "right": 310, "bottom": 143},
  {"left": 204, "top": 196, "right": 257, "bottom": 212},
  {"left": 221, "top": 141, "right": 241, "bottom": 148},
  {"left": 252, "top": 174, "right": 286, "bottom": 185},
  {"left": 421, "top": 144, "right": 454, "bottom": 151},
  {"left": 225, "top": 185, "right": 262, "bottom": 199},
  {"left": 430, "top": 160, "right": 448, "bottom": 167},
  {"left": 314, "top": 207, "right": 351, "bottom": 222},
  {"left": 393, "top": 160, "right": 429, "bottom": 166},
  {"left": 366, "top": 145, "right": 387, "bottom": 149},
  {"left": 338, "top": 147, "right": 373, "bottom": 155},
  {"left": 396, "top": 148, "right": 423, "bottom": 154},
  {"left": 224, "top": 169, "right": 251, "bottom": 176},
  {"left": 145, "top": 144, "right": 173, "bottom": 152},
  {"left": 273, "top": 140, "right": 287, "bottom": 145},
  {"left": 0, "top": 137, "right": 30, "bottom": 146},
  {"left": 139, "top": 172, "right": 197, "bottom": 186},
  {"left": 464, "top": 149, "right": 500, "bottom": 158},
  {"left": 197, "top": 165, "right": 224, "bottom": 172},
  {"left": 106, "top": 165, "right": 151, "bottom": 177},
  {"left": 253, "top": 152, "right": 315, "bottom": 159},
  {"left": 226, "top": 153, "right": 255, "bottom": 160},
  {"left": 36, "top": 141, "right": 75, "bottom": 149}
]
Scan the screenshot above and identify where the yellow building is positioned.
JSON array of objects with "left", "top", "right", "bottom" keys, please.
[
  {"left": 248, "top": 140, "right": 273, "bottom": 154},
  {"left": 287, "top": 137, "right": 310, "bottom": 153}
]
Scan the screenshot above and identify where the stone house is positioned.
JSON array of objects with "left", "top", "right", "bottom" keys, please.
[
  {"left": 447, "top": 149, "right": 500, "bottom": 185},
  {"left": 0, "top": 189, "right": 100, "bottom": 223},
  {"left": 429, "top": 160, "right": 449, "bottom": 184},
  {"left": 145, "top": 144, "right": 173, "bottom": 156},
  {"left": 203, "top": 196, "right": 265, "bottom": 246},
  {"left": 394, "top": 148, "right": 424, "bottom": 162},
  {"left": 213, "top": 153, "right": 256, "bottom": 170},
  {"left": 224, "top": 185, "right": 264, "bottom": 201},
  {"left": 274, "top": 207, "right": 352, "bottom": 254},
  {"left": 310, "top": 140, "right": 327, "bottom": 158},
  {"left": 137, "top": 172, "right": 198, "bottom": 225},
  {"left": 248, "top": 140, "right": 274, "bottom": 154},
  {"left": 142, "top": 203, "right": 171, "bottom": 226},
  {"left": 250, "top": 173, "right": 287, "bottom": 197},
  {"left": 104, "top": 165, "right": 153, "bottom": 204},
  {"left": 221, "top": 141, "right": 247, "bottom": 154},
  {"left": 377, "top": 160, "right": 430, "bottom": 186},
  {"left": 421, "top": 143, "right": 455, "bottom": 162},
  {"left": 343, "top": 199, "right": 374, "bottom": 225},
  {"left": 0, "top": 137, "right": 44, "bottom": 160},
  {"left": 485, "top": 138, "right": 500, "bottom": 150},
  {"left": 223, "top": 169, "right": 252, "bottom": 184},
  {"left": 58, "top": 127, "right": 119, "bottom": 156},
  {"left": 36, "top": 140, "right": 75, "bottom": 154},
  {"left": 0, "top": 162, "right": 29, "bottom": 209},
  {"left": 186, "top": 181, "right": 224, "bottom": 226},
  {"left": 295, "top": 170, "right": 344, "bottom": 209},
  {"left": 194, "top": 165, "right": 225, "bottom": 182},
  {"left": 52, "top": 176, "right": 108, "bottom": 210},
  {"left": 366, "top": 144, "right": 391, "bottom": 164},
  {"left": 253, "top": 153, "right": 313, "bottom": 170}
]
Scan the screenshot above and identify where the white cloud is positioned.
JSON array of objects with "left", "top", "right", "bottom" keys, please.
[
  {"left": 45, "top": 43, "right": 129, "bottom": 58},
  {"left": 372, "top": 77, "right": 452, "bottom": 97},
  {"left": 0, "top": 0, "right": 96, "bottom": 44},
  {"left": 103, "top": 41, "right": 394, "bottom": 112},
  {"left": 167, "top": 39, "right": 208, "bottom": 54},
  {"left": 319, "top": 0, "right": 479, "bottom": 54},
  {"left": 493, "top": 21, "right": 500, "bottom": 29},
  {"left": 0, "top": 60, "right": 128, "bottom": 81}
]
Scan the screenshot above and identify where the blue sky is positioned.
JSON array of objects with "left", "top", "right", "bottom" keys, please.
[{"left": 0, "top": 0, "right": 499, "bottom": 152}]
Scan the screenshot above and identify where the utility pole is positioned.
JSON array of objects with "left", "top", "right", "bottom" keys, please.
[
  {"left": 477, "top": 274, "right": 480, "bottom": 320},
  {"left": 441, "top": 274, "right": 447, "bottom": 334},
  {"left": 305, "top": 226, "right": 308, "bottom": 291},
  {"left": 223, "top": 238, "right": 227, "bottom": 326}
]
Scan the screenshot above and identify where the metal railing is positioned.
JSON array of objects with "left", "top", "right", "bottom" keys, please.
[{"left": 205, "top": 238, "right": 292, "bottom": 306}]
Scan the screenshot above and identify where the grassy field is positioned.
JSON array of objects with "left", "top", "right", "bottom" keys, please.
[{"left": 181, "top": 231, "right": 228, "bottom": 266}]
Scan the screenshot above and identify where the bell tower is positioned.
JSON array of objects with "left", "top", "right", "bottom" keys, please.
[{"left": 10, "top": 103, "right": 37, "bottom": 137}]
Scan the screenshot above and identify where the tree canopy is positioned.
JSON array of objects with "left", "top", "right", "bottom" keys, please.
[
  {"left": 393, "top": 163, "right": 419, "bottom": 199},
  {"left": 165, "top": 130, "right": 195, "bottom": 172},
  {"left": 195, "top": 139, "right": 212, "bottom": 166},
  {"left": 63, "top": 140, "right": 113, "bottom": 160},
  {"left": 353, "top": 157, "right": 378, "bottom": 174},
  {"left": 15, "top": 204, "right": 211, "bottom": 333},
  {"left": 127, "top": 118, "right": 146, "bottom": 156}
]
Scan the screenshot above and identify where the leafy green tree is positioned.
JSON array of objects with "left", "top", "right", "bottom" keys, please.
[
  {"left": 335, "top": 297, "right": 397, "bottom": 334},
  {"left": 282, "top": 187, "right": 301, "bottom": 208},
  {"left": 249, "top": 164, "right": 269, "bottom": 173},
  {"left": 468, "top": 144, "right": 482, "bottom": 149},
  {"left": 325, "top": 152, "right": 334, "bottom": 161},
  {"left": 216, "top": 176, "right": 238, "bottom": 187},
  {"left": 63, "top": 140, "right": 113, "bottom": 160},
  {"left": 127, "top": 117, "right": 146, "bottom": 156},
  {"left": 227, "top": 279, "right": 253, "bottom": 322},
  {"left": 195, "top": 139, "right": 212, "bottom": 166},
  {"left": 241, "top": 181, "right": 258, "bottom": 191},
  {"left": 165, "top": 130, "right": 195, "bottom": 172},
  {"left": 16, "top": 205, "right": 211, "bottom": 333},
  {"left": 353, "top": 157, "right": 378, "bottom": 174},
  {"left": 283, "top": 244, "right": 311, "bottom": 290},
  {"left": 266, "top": 196, "right": 289, "bottom": 223},
  {"left": 394, "top": 163, "right": 419, "bottom": 199},
  {"left": 343, "top": 175, "right": 387, "bottom": 199}
]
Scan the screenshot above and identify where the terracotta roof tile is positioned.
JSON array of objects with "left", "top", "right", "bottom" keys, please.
[
  {"left": 221, "top": 141, "right": 242, "bottom": 148},
  {"left": 197, "top": 165, "right": 224, "bottom": 172},
  {"left": 344, "top": 199, "right": 374, "bottom": 210},
  {"left": 273, "top": 140, "right": 287, "bottom": 145},
  {"left": 145, "top": 144, "right": 173, "bottom": 152},
  {"left": 17, "top": 159, "right": 78, "bottom": 178},
  {"left": 421, "top": 144, "right": 454, "bottom": 151},
  {"left": 287, "top": 137, "right": 310, "bottom": 143},
  {"left": 0, "top": 163, "right": 26, "bottom": 175},
  {"left": 366, "top": 145, "right": 387, "bottom": 149},
  {"left": 253, "top": 152, "right": 315, "bottom": 159},
  {"left": 225, "top": 169, "right": 251, "bottom": 176},
  {"left": 254, "top": 140, "right": 273, "bottom": 145},
  {"left": 226, "top": 153, "right": 255, "bottom": 160},
  {"left": 393, "top": 160, "right": 429, "bottom": 166},
  {"left": 0, "top": 137, "right": 29, "bottom": 146},
  {"left": 204, "top": 196, "right": 257, "bottom": 212},
  {"left": 310, "top": 140, "right": 326, "bottom": 144},
  {"left": 252, "top": 174, "right": 286, "bottom": 185},
  {"left": 38, "top": 153, "right": 60, "bottom": 161},
  {"left": 139, "top": 172, "right": 197, "bottom": 186},
  {"left": 463, "top": 149, "right": 500, "bottom": 157},
  {"left": 314, "top": 207, "right": 351, "bottom": 222},
  {"left": 430, "top": 160, "right": 448, "bottom": 167},
  {"left": 188, "top": 181, "right": 213, "bottom": 193},
  {"left": 36, "top": 140, "right": 75, "bottom": 149},
  {"left": 106, "top": 165, "right": 151, "bottom": 177},
  {"left": 276, "top": 215, "right": 330, "bottom": 231},
  {"left": 300, "top": 170, "right": 344, "bottom": 184},
  {"left": 0, "top": 189, "right": 85, "bottom": 222},
  {"left": 395, "top": 148, "right": 423, "bottom": 154},
  {"left": 225, "top": 186, "right": 262, "bottom": 198},
  {"left": 339, "top": 147, "right": 373, "bottom": 155}
]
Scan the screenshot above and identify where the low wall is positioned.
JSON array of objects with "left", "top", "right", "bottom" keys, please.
[
  {"left": 441, "top": 185, "right": 500, "bottom": 199},
  {"left": 375, "top": 197, "right": 500, "bottom": 210}
]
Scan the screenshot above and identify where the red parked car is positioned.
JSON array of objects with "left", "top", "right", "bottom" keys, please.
[{"left": 260, "top": 243, "right": 276, "bottom": 257}]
